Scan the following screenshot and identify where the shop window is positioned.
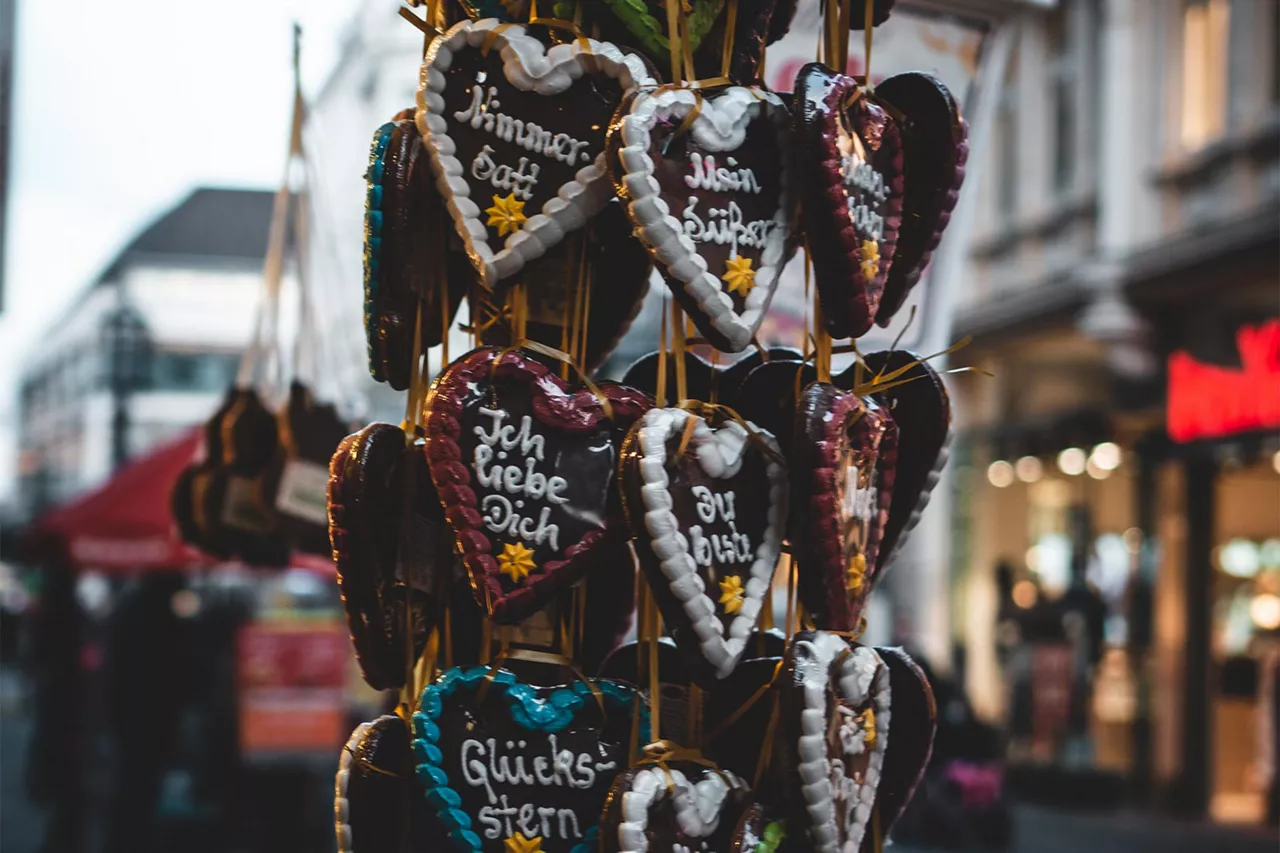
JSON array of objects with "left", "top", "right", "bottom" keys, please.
[{"left": 1180, "top": 0, "right": 1229, "bottom": 151}]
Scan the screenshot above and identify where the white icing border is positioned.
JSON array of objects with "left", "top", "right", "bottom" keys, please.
[
  {"left": 618, "top": 766, "right": 744, "bottom": 853},
  {"left": 793, "top": 634, "right": 890, "bottom": 853},
  {"left": 635, "top": 408, "right": 787, "bottom": 678},
  {"left": 417, "top": 19, "right": 655, "bottom": 287},
  {"left": 335, "top": 722, "right": 371, "bottom": 853},
  {"left": 618, "top": 86, "right": 791, "bottom": 352}
]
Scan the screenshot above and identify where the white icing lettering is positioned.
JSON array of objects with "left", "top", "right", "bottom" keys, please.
[
  {"left": 454, "top": 77, "right": 594, "bottom": 166},
  {"left": 681, "top": 196, "right": 776, "bottom": 261},
  {"left": 462, "top": 739, "right": 498, "bottom": 804},
  {"left": 841, "top": 152, "right": 887, "bottom": 240},
  {"left": 470, "top": 144, "right": 541, "bottom": 201},
  {"left": 472, "top": 407, "right": 569, "bottom": 552},
  {"left": 687, "top": 487, "right": 751, "bottom": 567}
]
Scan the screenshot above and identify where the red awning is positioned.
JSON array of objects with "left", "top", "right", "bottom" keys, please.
[{"left": 28, "top": 430, "right": 208, "bottom": 571}]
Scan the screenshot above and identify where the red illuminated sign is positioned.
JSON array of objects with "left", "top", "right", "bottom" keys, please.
[{"left": 1167, "top": 320, "right": 1280, "bottom": 442}]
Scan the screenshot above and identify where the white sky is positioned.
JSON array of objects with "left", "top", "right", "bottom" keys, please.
[{"left": 0, "top": 0, "right": 358, "bottom": 502}]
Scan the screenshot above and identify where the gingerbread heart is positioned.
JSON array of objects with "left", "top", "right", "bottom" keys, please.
[
  {"left": 620, "top": 407, "right": 787, "bottom": 682},
  {"left": 363, "top": 113, "right": 471, "bottom": 389},
  {"left": 411, "top": 664, "right": 642, "bottom": 852},
  {"left": 336, "top": 715, "right": 415, "bottom": 853},
  {"left": 872, "top": 72, "right": 968, "bottom": 327},
  {"left": 793, "top": 63, "right": 904, "bottom": 339},
  {"left": 860, "top": 351, "right": 950, "bottom": 576},
  {"left": 328, "top": 423, "right": 446, "bottom": 690},
  {"left": 791, "top": 382, "right": 897, "bottom": 632},
  {"left": 478, "top": 200, "right": 651, "bottom": 375},
  {"left": 613, "top": 85, "right": 794, "bottom": 352},
  {"left": 622, "top": 347, "right": 804, "bottom": 412},
  {"left": 866, "top": 646, "right": 936, "bottom": 842},
  {"left": 779, "top": 632, "right": 890, "bottom": 853},
  {"left": 423, "top": 347, "right": 651, "bottom": 624},
  {"left": 417, "top": 19, "right": 655, "bottom": 288},
  {"left": 601, "top": 761, "right": 750, "bottom": 853},
  {"left": 701, "top": 655, "right": 784, "bottom": 785}
]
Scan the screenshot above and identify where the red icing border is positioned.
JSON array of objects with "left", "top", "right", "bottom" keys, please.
[{"left": 423, "top": 347, "right": 651, "bottom": 623}]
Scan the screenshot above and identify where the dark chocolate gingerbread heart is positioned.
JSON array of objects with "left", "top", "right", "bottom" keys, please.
[
  {"left": 478, "top": 200, "right": 651, "bottom": 375},
  {"left": 620, "top": 407, "right": 787, "bottom": 682},
  {"left": 423, "top": 347, "right": 651, "bottom": 624},
  {"left": 598, "top": 638, "right": 701, "bottom": 745},
  {"left": 791, "top": 382, "right": 897, "bottom": 632},
  {"left": 418, "top": 20, "right": 655, "bottom": 288},
  {"left": 613, "top": 85, "right": 795, "bottom": 352},
  {"left": 411, "top": 664, "right": 643, "bottom": 852},
  {"left": 860, "top": 351, "right": 951, "bottom": 576},
  {"left": 328, "top": 422, "right": 446, "bottom": 690},
  {"left": 336, "top": 715, "right": 414, "bottom": 853},
  {"left": 601, "top": 760, "right": 750, "bottom": 853},
  {"left": 621, "top": 347, "right": 802, "bottom": 411},
  {"left": 363, "top": 113, "right": 471, "bottom": 389},
  {"left": 872, "top": 72, "right": 968, "bottom": 328},
  {"left": 701, "top": 655, "right": 784, "bottom": 787},
  {"left": 794, "top": 63, "right": 904, "bottom": 339},
  {"left": 779, "top": 632, "right": 890, "bottom": 853},
  {"left": 864, "top": 646, "right": 936, "bottom": 845}
]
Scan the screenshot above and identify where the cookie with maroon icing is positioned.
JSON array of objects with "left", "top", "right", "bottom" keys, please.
[
  {"left": 860, "top": 350, "right": 951, "bottom": 576},
  {"left": 790, "top": 382, "right": 897, "bottom": 633},
  {"left": 612, "top": 85, "right": 795, "bottom": 352},
  {"left": 793, "top": 63, "right": 904, "bottom": 339},
  {"left": 872, "top": 73, "right": 968, "bottom": 327},
  {"left": 328, "top": 423, "right": 445, "bottom": 690},
  {"left": 423, "top": 347, "right": 651, "bottom": 624},
  {"left": 778, "top": 632, "right": 891, "bottom": 853},
  {"left": 601, "top": 761, "right": 751, "bottom": 853},
  {"left": 416, "top": 19, "right": 656, "bottom": 288},
  {"left": 619, "top": 406, "right": 787, "bottom": 684}
]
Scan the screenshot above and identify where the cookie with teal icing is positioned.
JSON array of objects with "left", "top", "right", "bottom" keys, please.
[{"left": 411, "top": 664, "right": 645, "bottom": 852}]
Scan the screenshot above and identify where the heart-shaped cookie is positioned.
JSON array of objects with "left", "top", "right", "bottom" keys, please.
[
  {"left": 423, "top": 347, "right": 651, "bottom": 624},
  {"left": 622, "top": 347, "right": 804, "bottom": 413},
  {"left": 417, "top": 19, "right": 655, "bottom": 288},
  {"left": 872, "top": 72, "right": 968, "bottom": 327},
  {"left": 478, "top": 200, "right": 651, "bottom": 375},
  {"left": 794, "top": 63, "right": 904, "bottom": 339},
  {"left": 336, "top": 715, "right": 415, "bottom": 853},
  {"left": 364, "top": 112, "right": 471, "bottom": 389},
  {"left": 866, "top": 646, "right": 936, "bottom": 842},
  {"left": 329, "top": 422, "right": 448, "bottom": 690},
  {"left": 860, "top": 351, "right": 950, "bottom": 576},
  {"left": 780, "top": 632, "right": 890, "bottom": 853},
  {"left": 601, "top": 761, "right": 750, "bottom": 852},
  {"left": 620, "top": 407, "right": 787, "bottom": 682},
  {"left": 701, "top": 655, "right": 784, "bottom": 785},
  {"left": 613, "top": 86, "right": 794, "bottom": 352},
  {"left": 411, "top": 664, "right": 642, "bottom": 852},
  {"left": 791, "top": 382, "right": 897, "bottom": 632}
]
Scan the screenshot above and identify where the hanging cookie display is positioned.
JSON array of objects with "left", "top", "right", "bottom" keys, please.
[
  {"left": 336, "top": 715, "right": 416, "bottom": 853},
  {"left": 423, "top": 347, "right": 652, "bottom": 624},
  {"left": 417, "top": 19, "right": 656, "bottom": 288},
  {"left": 612, "top": 85, "right": 794, "bottom": 352},
  {"left": 619, "top": 407, "right": 787, "bottom": 681},
  {"left": 794, "top": 63, "right": 904, "bottom": 340}
]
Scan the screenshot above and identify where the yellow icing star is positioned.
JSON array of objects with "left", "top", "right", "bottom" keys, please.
[
  {"left": 858, "top": 707, "right": 878, "bottom": 746},
  {"left": 719, "top": 575, "right": 746, "bottom": 614},
  {"left": 486, "top": 191, "right": 528, "bottom": 237},
  {"left": 846, "top": 552, "right": 867, "bottom": 594},
  {"left": 721, "top": 256, "right": 757, "bottom": 297},
  {"left": 498, "top": 542, "right": 536, "bottom": 583},
  {"left": 504, "top": 835, "right": 544, "bottom": 853},
  {"left": 860, "top": 239, "right": 880, "bottom": 281}
]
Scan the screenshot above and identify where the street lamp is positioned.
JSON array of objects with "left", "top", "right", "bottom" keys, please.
[{"left": 100, "top": 289, "right": 151, "bottom": 470}]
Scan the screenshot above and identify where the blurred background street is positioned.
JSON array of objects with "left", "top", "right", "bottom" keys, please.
[{"left": 0, "top": 0, "right": 1277, "bottom": 851}]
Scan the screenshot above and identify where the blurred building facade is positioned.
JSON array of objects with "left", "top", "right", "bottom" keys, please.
[
  {"left": 15, "top": 188, "right": 274, "bottom": 519},
  {"left": 948, "top": 0, "right": 1279, "bottom": 825}
]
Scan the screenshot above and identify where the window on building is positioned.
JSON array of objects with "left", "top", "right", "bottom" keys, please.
[
  {"left": 1180, "top": 0, "right": 1230, "bottom": 151},
  {"left": 997, "top": 95, "right": 1017, "bottom": 222}
]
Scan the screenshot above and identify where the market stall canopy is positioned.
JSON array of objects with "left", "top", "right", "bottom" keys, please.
[{"left": 25, "top": 430, "right": 208, "bottom": 572}]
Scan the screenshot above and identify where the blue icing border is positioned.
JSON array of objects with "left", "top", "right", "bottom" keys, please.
[
  {"left": 362, "top": 121, "right": 395, "bottom": 380},
  {"left": 411, "top": 665, "right": 648, "bottom": 852}
]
